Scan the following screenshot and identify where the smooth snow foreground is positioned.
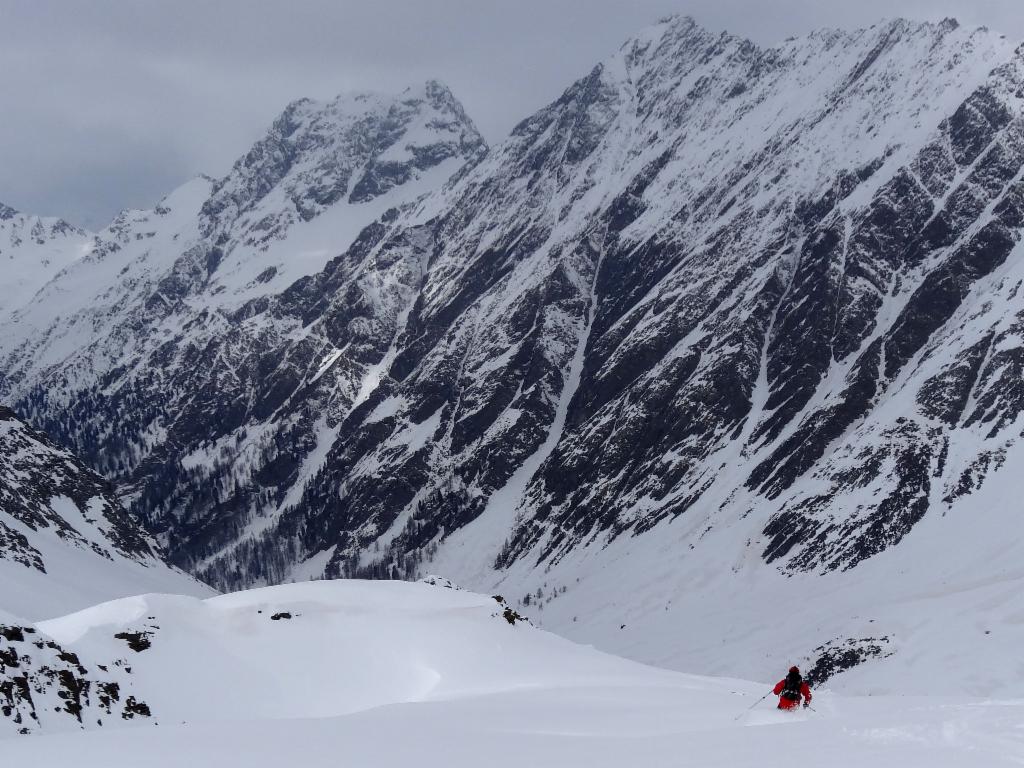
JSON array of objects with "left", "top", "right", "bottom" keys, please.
[{"left": 4, "top": 580, "right": 1024, "bottom": 766}]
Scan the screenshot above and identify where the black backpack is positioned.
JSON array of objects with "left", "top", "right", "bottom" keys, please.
[{"left": 781, "top": 671, "right": 803, "bottom": 701}]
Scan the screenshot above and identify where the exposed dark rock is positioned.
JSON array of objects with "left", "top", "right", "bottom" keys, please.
[
  {"left": 804, "top": 637, "right": 894, "bottom": 687},
  {"left": 0, "top": 623, "right": 150, "bottom": 734},
  {"left": 114, "top": 631, "right": 153, "bottom": 653}
]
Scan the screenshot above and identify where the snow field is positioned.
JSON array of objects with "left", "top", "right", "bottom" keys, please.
[{"left": 4, "top": 579, "right": 1023, "bottom": 766}]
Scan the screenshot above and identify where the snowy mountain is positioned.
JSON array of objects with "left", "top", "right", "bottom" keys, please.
[
  {"left": 0, "top": 83, "right": 486, "bottom": 576},
  {"left": 0, "top": 203, "right": 91, "bottom": 317},
  {"left": 2, "top": 580, "right": 1023, "bottom": 766},
  {"left": 0, "top": 407, "right": 210, "bottom": 620},
  {"left": 6, "top": 16, "right": 1024, "bottom": 693}
]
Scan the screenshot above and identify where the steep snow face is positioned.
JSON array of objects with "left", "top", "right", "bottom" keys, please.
[
  {"left": 199, "top": 80, "right": 486, "bottom": 304},
  {"left": 0, "top": 407, "right": 211, "bottom": 620},
  {"left": 0, "top": 203, "right": 92, "bottom": 318},
  {"left": 494, "top": 16, "right": 1024, "bottom": 570},
  {"left": 3, "top": 581, "right": 1024, "bottom": 767},
  {"left": 0, "top": 177, "right": 215, "bottom": 393}
]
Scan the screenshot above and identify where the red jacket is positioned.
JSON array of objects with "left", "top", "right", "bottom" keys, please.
[{"left": 773, "top": 678, "right": 812, "bottom": 710}]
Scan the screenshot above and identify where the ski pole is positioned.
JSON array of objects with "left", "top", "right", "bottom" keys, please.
[{"left": 733, "top": 690, "right": 773, "bottom": 721}]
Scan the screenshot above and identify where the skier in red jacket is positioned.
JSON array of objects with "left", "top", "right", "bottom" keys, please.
[{"left": 773, "top": 666, "right": 812, "bottom": 710}]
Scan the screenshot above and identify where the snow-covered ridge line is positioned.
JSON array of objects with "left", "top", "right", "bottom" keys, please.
[{"left": 0, "top": 201, "right": 93, "bottom": 318}]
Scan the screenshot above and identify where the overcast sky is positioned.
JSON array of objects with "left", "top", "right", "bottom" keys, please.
[{"left": 2, "top": 0, "right": 1023, "bottom": 229}]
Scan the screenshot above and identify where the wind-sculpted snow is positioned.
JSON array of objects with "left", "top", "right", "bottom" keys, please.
[
  {"left": 0, "top": 580, "right": 605, "bottom": 737},
  {"left": 5, "top": 581, "right": 1024, "bottom": 767},
  {"left": 7, "top": 15, "right": 1024, "bottom": 686}
]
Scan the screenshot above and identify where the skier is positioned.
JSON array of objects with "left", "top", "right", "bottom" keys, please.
[{"left": 773, "top": 666, "right": 812, "bottom": 711}]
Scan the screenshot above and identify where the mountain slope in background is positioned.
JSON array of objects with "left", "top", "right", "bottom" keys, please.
[
  {"left": 0, "top": 407, "right": 211, "bottom": 620},
  {"left": 0, "top": 81, "right": 486, "bottom": 586},
  {"left": 5, "top": 17, "right": 1024, "bottom": 694},
  {"left": 0, "top": 204, "right": 91, "bottom": 318}
]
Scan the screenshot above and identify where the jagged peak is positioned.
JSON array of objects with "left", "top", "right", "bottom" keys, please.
[
  {"left": 199, "top": 78, "right": 485, "bottom": 240},
  {"left": 271, "top": 79, "right": 479, "bottom": 132},
  {"left": 0, "top": 200, "right": 88, "bottom": 237},
  {"left": 647, "top": 14, "right": 719, "bottom": 39},
  {"left": 403, "top": 78, "right": 459, "bottom": 106},
  {"left": 628, "top": 14, "right": 753, "bottom": 54},
  {"left": 601, "top": 11, "right": 1014, "bottom": 107},
  {"left": 243, "top": 80, "right": 486, "bottom": 173},
  {"left": 241, "top": 81, "right": 482, "bottom": 168},
  {"left": 634, "top": 13, "right": 996, "bottom": 69},
  {"left": 793, "top": 15, "right": 1002, "bottom": 50}
]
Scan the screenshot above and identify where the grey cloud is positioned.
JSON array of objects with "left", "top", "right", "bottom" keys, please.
[{"left": 1, "top": 0, "right": 1020, "bottom": 227}]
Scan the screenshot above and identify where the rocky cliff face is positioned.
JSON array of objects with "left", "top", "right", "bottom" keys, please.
[
  {"left": 5, "top": 16, "right": 1024, "bottom": 678},
  {"left": 0, "top": 80, "right": 487, "bottom": 585},
  {"left": 192, "top": 15, "right": 1024, "bottom": 587},
  {"left": 0, "top": 618, "right": 151, "bottom": 736},
  {"left": 0, "top": 406, "right": 153, "bottom": 566},
  {"left": 0, "top": 407, "right": 207, "bottom": 620}
]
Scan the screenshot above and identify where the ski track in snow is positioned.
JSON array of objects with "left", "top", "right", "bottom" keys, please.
[{"left": 3, "top": 580, "right": 1024, "bottom": 766}]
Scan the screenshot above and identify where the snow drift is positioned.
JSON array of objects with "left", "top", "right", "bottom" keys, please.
[{"left": 2, "top": 579, "right": 1023, "bottom": 767}]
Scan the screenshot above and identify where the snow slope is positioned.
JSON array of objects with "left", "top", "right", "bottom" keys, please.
[
  {"left": 0, "top": 203, "right": 92, "bottom": 318},
  {"left": 0, "top": 407, "right": 212, "bottom": 620},
  {"left": 0, "top": 81, "right": 484, "bottom": 400},
  {"left": 11, "top": 694, "right": 1023, "bottom": 768},
  {"left": 2, "top": 580, "right": 1022, "bottom": 766}
]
